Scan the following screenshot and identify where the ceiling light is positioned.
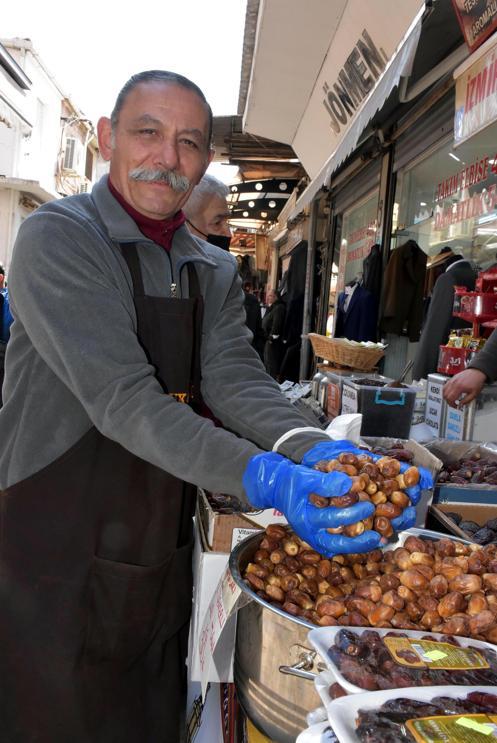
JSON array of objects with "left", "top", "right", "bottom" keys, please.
[
  {"left": 268, "top": 200, "right": 276, "bottom": 208},
  {"left": 261, "top": 211, "right": 267, "bottom": 218},
  {"left": 449, "top": 153, "right": 461, "bottom": 162},
  {"left": 279, "top": 182, "right": 288, "bottom": 191},
  {"left": 231, "top": 185, "right": 238, "bottom": 192},
  {"left": 248, "top": 201, "right": 255, "bottom": 208},
  {"left": 255, "top": 183, "right": 263, "bottom": 191},
  {"left": 420, "top": 202, "right": 427, "bottom": 206},
  {"left": 243, "top": 211, "right": 249, "bottom": 217}
]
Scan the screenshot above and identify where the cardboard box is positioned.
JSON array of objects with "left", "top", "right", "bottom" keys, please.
[
  {"left": 429, "top": 502, "right": 497, "bottom": 542},
  {"left": 198, "top": 488, "right": 285, "bottom": 553},
  {"left": 187, "top": 518, "right": 236, "bottom": 684}
]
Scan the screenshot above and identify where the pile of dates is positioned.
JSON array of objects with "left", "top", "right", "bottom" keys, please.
[
  {"left": 369, "top": 443, "right": 414, "bottom": 461},
  {"left": 312, "top": 451, "right": 420, "bottom": 540},
  {"left": 328, "top": 628, "right": 497, "bottom": 690},
  {"left": 355, "top": 691, "right": 497, "bottom": 743},
  {"left": 437, "top": 451, "right": 497, "bottom": 485},
  {"left": 206, "top": 492, "right": 256, "bottom": 514},
  {"left": 445, "top": 512, "right": 497, "bottom": 546},
  {"left": 243, "top": 526, "right": 497, "bottom": 641}
]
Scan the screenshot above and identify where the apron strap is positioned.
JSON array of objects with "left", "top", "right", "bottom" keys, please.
[
  {"left": 186, "top": 262, "right": 201, "bottom": 299},
  {"left": 120, "top": 243, "right": 145, "bottom": 297},
  {"left": 121, "top": 243, "right": 201, "bottom": 302}
]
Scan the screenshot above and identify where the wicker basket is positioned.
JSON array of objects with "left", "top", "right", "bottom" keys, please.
[{"left": 308, "top": 333, "right": 384, "bottom": 371}]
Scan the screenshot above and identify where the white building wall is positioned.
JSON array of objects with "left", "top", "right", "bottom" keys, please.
[{"left": 4, "top": 41, "right": 61, "bottom": 195}]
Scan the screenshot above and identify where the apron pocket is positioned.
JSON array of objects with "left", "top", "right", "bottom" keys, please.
[{"left": 84, "top": 553, "right": 177, "bottom": 665}]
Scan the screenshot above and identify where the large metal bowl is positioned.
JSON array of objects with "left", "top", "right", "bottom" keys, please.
[
  {"left": 229, "top": 528, "right": 471, "bottom": 742},
  {"left": 229, "top": 533, "right": 318, "bottom": 743}
]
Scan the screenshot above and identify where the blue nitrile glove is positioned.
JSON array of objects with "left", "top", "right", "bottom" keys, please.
[
  {"left": 243, "top": 452, "right": 381, "bottom": 557},
  {"left": 302, "top": 440, "right": 434, "bottom": 524}
]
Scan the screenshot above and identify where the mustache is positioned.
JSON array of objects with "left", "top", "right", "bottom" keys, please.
[{"left": 128, "top": 167, "right": 191, "bottom": 192}]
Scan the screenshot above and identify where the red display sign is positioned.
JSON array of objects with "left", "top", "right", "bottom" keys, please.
[{"left": 452, "top": 0, "right": 497, "bottom": 53}]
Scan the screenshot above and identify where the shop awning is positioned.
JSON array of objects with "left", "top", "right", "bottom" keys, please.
[
  {"left": 241, "top": 0, "right": 425, "bottom": 216},
  {"left": 290, "top": 8, "right": 424, "bottom": 218}
]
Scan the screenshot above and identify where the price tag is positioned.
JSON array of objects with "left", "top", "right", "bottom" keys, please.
[{"left": 198, "top": 566, "right": 244, "bottom": 698}]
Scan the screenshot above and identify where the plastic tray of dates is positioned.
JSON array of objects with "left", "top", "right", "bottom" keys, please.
[
  {"left": 309, "top": 626, "right": 497, "bottom": 693},
  {"left": 327, "top": 686, "right": 497, "bottom": 743},
  {"left": 240, "top": 526, "right": 497, "bottom": 640}
]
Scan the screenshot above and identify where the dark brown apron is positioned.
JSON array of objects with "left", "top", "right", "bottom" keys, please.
[{"left": 0, "top": 244, "right": 203, "bottom": 743}]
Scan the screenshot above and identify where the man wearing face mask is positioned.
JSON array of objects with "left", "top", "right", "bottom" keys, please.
[{"left": 183, "top": 172, "right": 232, "bottom": 250}]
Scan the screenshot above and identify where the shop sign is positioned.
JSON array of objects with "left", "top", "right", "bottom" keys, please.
[
  {"left": 444, "top": 404, "right": 466, "bottom": 440},
  {"left": 452, "top": 0, "right": 497, "bottom": 53},
  {"left": 433, "top": 152, "right": 497, "bottom": 231},
  {"left": 291, "top": 0, "right": 425, "bottom": 177},
  {"left": 454, "top": 35, "right": 497, "bottom": 145},
  {"left": 425, "top": 375, "right": 447, "bottom": 436}
]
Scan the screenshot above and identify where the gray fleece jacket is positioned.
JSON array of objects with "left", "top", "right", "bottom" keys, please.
[{"left": 0, "top": 176, "right": 328, "bottom": 496}]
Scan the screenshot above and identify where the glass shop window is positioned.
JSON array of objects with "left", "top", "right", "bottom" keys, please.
[{"left": 393, "top": 121, "right": 497, "bottom": 270}]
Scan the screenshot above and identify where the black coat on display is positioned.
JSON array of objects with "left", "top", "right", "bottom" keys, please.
[
  {"left": 335, "top": 284, "right": 378, "bottom": 342},
  {"left": 413, "top": 259, "right": 476, "bottom": 380},
  {"left": 362, "top": 243, "right": 383, "bottom": 299},
  {"left": 379, "top": 240, "right": 427, "bottom": 341},
  {"left": 244, "top": 291, "right": 264, "bottom": 358},
  {"left": 262, "top": 298, "right": 286, "bottom": 377}
]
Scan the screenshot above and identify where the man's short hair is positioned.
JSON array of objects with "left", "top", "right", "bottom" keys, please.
[
  {"left": 110, "top": 70, "right": 213, "bottom": 147},
  {"left": 183, "top": 174, "right": 229, "bottom": 221}
]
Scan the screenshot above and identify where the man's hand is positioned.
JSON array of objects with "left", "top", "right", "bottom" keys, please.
[
  {"left": 243, "top": 452, "right": 380, "bottom": 557},
  {"left": 443, "top": 368, "right": 487, "bottom": 407}
]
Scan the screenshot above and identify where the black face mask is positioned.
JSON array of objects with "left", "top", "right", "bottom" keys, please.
[
  {"left": 187, "top": 220, "right": 231, "bottom": 251},
  {"left": 205, "top": 233, "right": 231, "bottom": 250}
]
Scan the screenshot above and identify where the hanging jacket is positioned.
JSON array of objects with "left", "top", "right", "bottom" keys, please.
[
  {"left": 379, "top": 240, "right": 427, "bottom": 341},
  {"left": 334, "top": 284, "right": 378, "bottom": 342}
]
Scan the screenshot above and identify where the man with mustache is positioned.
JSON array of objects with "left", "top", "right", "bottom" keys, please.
[{"left": 0, "top": 70, "right": 383, "bottom": 742}]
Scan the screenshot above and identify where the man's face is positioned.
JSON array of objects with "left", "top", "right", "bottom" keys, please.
[
  {"left": 191, "top": 193, "right": 231, "bottom": 237},
  {"left": 98, "top": 81, "right": 213, "bottom": 219},
  {"left": 267, "top": 289, "right": 277, "bottom": 305}
]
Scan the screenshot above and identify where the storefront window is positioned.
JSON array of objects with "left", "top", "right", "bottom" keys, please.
[
  {"left": 326, "top": 191, "right": 378, "bottom": 335},
  {"left": 393, "top": 121, "right": 497, "bottom": 269},
  {"left": 336, "top": 192, "right": 379, "bottom": 292}
]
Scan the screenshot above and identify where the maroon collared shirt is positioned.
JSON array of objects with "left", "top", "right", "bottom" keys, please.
[{"left": 108, "top": 179, "right": 185, "bottom": 251}]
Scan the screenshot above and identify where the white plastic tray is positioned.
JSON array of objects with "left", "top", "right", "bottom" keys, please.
[
  {"left": 314, "top": 669, "right": 342, "bottom": 706},
  {"left": 296, "top": 719, "right": 338, "bottom": 743},
  {"left": 327, "top": 685, "right": 497, "bottom": 743},
  {"left": 308, "top": 626, "right": 497, "bottom": 694}
]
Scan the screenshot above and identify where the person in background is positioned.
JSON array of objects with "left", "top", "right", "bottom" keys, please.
[
  {"left": 242, "top": 280, "right": 264, "bottom": 358},
  {"left": 443, "top": 327, "right": 497, "bottom": 406},
  {"left": 183, "top": 173, "right": 231, "bottom": 250},
  {"left": 413, "top": 248, "right": 476, "bottom": 380},
  {"left": 0, "top": 265, "right": 13, "bottom": 406},
  {"left": 0, "top": 69, "right": 390, "bottom": 742},
  {"left": 262, "top": 287, "right": 286, "bottom": 379}
]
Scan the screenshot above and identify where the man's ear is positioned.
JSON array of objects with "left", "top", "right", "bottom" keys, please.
[
  {"left": 195, "top": 146, "right": 215, "bottom": 186},
  {"left": 97, "top": 117, "right": 113, "bottom": 161}
]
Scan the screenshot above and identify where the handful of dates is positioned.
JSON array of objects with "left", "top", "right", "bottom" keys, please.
[
  {"left": 243, "top": 525, "right": 497, "bottom": 640},
  {"left": 312, "top": 450, "right": 420, "bottom": 540},
  {"left": 355, "top": 691, "right": 497, "bottom": 743},
  {"left": 328, "top": 628, "right": 497, "bottom": 691},
  {"left": 437, "top": 451, "right": 497, "bottom": 486}
]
